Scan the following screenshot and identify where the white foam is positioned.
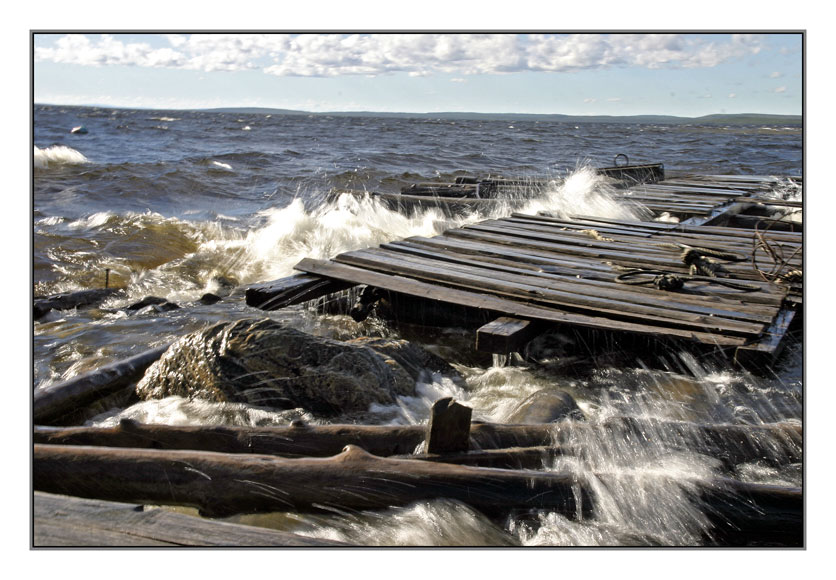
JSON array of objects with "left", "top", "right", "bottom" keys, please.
[{"left": 34, "top": 145, "right": 89, "bottom": 169}]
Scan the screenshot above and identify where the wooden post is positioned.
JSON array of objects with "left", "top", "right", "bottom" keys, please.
[{"left": 426, "top": 397, "right": 472, "bottom": 454}]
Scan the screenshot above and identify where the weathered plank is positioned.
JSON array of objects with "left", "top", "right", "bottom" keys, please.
[
  {"left": 334, "top": 248, "right": 767, "bottom": 336},
  {"left": 295, "top": 258, "right": 748, "bottom": 345},
  {"left": 476, "top": 317, "right": 544, "bottom": 354},
  {"left": 387, "top": 238, "right": 781, "bottom": 319},
  {"left": 34, "top": 492, "right": 344, "bottom": 547},
  {"left": 245, "top": 273, "right": 355, "bottom": 311}
]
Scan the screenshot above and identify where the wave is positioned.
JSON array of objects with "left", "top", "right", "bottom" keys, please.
[{"left": 34, "top": 145, "right": 89, "bottom": 169}]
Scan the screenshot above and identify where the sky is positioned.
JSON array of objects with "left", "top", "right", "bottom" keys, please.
[{"left": 32, "top": 32, "right": 803, "bottom": 117}]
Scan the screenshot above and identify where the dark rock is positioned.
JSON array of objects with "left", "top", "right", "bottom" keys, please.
[
  {"left": 135, "top": 318, "right": 458, "bottom": 416},
  {"left": 506, "top": 389, "right": 585, "bottom": 424},
  {"left": 199, "top": 293, "right": 222, "bottom": 305},
  {"left": 125, "top": 296, "right": 179, "bottom": 313}
]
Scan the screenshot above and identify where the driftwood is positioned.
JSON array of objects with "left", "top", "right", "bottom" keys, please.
[
  {"left": 33, "top": 345, "right": 171, "bottom": 426},
  {"left": 34, "top": 416, "right": 801, "bottom": 469},
  {"left": 34, "top": 288, "right": 123, "bottom": 320},
  {"left": 32, "top": 443, "right": 800, "bottom": 546},
  {"left": 34, "top": 491, "right": 345, "bottom": 547},
  {"left": 34, "top": 443, "right": 591, "bottom": 520}
]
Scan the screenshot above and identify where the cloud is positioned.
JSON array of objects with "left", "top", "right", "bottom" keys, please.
[
  {"left": 34, "top": 33, "right": 771, "bottom": 77},
  {"left": 775, "top": 86, "right": 787, "bottom": 93}
]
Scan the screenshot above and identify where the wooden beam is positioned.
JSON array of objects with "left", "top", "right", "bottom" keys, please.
[
  {"left": 34, "top": 345, "right": 170, "bottom": 426},
  {"left": 426, "top": 397, "right": 472, "bottom": 454},
  {"left": 476, "top": 317, "right": 543, "bottom": 353},
  {"left": 244, "top": 273, "right": 355, "bottom": 311}
]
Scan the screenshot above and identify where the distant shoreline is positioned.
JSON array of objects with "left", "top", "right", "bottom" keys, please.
[{"left": 35, "top": 103, "right": 802, "bottom": 126}]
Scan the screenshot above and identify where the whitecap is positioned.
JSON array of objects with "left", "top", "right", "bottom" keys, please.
[{"left": 34, "top": 145, "right": 89, "bottom": 169}]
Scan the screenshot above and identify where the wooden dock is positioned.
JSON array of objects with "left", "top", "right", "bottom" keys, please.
[{"left": 251, "top": 172, "right": 802, "bottom": 364}]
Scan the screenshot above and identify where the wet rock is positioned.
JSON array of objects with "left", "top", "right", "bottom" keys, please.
[
  {"left": 199, "top": 293, "right": 222, "bottom": 305},
  {"left": 506, "top": 389, "right": 585, "bottom": 424},
  {"left": 135, "top": 318, "right": 456, "bottom": 416},
  {"left": 348, "top": 336, "right": 466, "bottom": 387},
  {"left": 125, "top": 296, "right": 180, "bottom": 313}
]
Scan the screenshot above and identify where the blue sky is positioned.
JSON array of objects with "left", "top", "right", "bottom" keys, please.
[{"left": 33, "top": 32, "right": 802, "bottom": 117}]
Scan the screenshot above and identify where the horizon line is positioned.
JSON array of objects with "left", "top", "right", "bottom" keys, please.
[{"left": 34, "top": 102, "right": 802, "bottom": 120}]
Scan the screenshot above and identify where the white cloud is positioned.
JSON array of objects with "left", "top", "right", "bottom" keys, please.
[
  {"left": 728, "top": 93, "right": 737, "bottom": 98},
  {"left": 34, "top": 33, "right": 771, "bottom": 77},
  {"left": 775, "top": 86, "right": 787, "bottom": 93}
]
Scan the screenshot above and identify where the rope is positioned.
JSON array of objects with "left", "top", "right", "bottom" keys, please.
[
  {"left": 614, "top": 269, "right": 761, "bottom": 292},
  {"left": 750, "top": 215, "right": 802, "bottom": 286}
]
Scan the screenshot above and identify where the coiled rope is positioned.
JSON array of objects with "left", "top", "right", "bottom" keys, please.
[
  {"left": 615, "top": 245, "right": 759, "bottom": 292},
  {"left": 615, "top": 269, "right": 760, "bottom": 292}
]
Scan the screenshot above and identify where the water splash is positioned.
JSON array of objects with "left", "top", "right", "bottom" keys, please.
[
  {"left": 34, "top": 145, "right": 89, "bottom": 169},
  {"left": 276, "top": 499, "right": 519, "bottom": 546}
]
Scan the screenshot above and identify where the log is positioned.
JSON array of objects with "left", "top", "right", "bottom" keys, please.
[
  {"left": 34, "top": 417, "right": 802, "bottom": 469},
  {"left": 32, "top": 444, "right": 801, "bottom": 545},
  {"left": 33, "top": 344, "right": 171, "bottom": 426},
  {"left": 34, "top": 288, "right": 124, "bottom": 320},
  {"left": 33, "top": 444, "right": 592, "bottom": 520}
]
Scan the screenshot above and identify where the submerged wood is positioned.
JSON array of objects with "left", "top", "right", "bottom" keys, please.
[
  {"left": 33, "top": 345, "right": 171, "bottom": 426},
  {"left": 34, "top": 417, "right": 801, "bottom": 468},
  {"left": 32, "top": 444, "right": 800, "bottom": 545},
  {"left": 34, "top": 491, "right": 345, "bottom": 547},
  {"left": 33, "top": 443, "right": 592, "bottom": 519},
  {"left": 34, "top": 288, "right": 124, "bottom": 320}
]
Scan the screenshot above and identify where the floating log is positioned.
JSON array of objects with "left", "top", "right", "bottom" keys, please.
[
  {"left": 34, "top": 492, "right": 345, "bottom": 547},
  {"left": 34, "top": 417, "right": 801, "bottom": 468},
  {"left": 32, "top": 444, "right": 800, "bottom": 545},
  {"left": 33, "top": 344, "right": 170, "bottom": 426},
  {"left": 33, "top": 443, "right": 592, "bottom": 519},
  {"left": 34, "top": 288, "right": 123, "bottom": 320}
]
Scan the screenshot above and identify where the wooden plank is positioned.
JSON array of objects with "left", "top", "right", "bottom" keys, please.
[
  {"left": 34, "top": 492, "right": 344, "bottom": 547},
  {"left": 294, "top": 258, "right": 747, "bottom": 346},
  {"left": 734, "top": 309, "right": 797, "bottom": 367},
  {"left": 441, "top": 229, "right": 786, "bottom": 304},
  {"left": 364, "top": 245, "right": 781, "bottom": 326},
  {"left": 245, "top": 273, "right": 356, "bottom": 311},
  {"left": 447, "top": 226, "right": 776, "bottom": 286},
  {"left": 389, "top": 241, "right": 781, "bottom": 322},
  {"left": 334, "top": 248, "right": 768, "bottom": 337},
  {"left": 383, "top": 240, "right": 780, "bottom": 321},
  {"left": 521, "top": 213, "right": 679, "bottom": 233},
  {"left": 476, "top": 317, "right": 544, "bottom": 353}
]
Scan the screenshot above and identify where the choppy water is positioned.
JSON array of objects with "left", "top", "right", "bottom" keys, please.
[{"left": 33, "top": 104, "right": 803, "bottom": 546}]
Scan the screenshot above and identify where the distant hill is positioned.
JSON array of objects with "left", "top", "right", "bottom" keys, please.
[{"left": 204, "top": 107, "right": 801, "bottom": 126}]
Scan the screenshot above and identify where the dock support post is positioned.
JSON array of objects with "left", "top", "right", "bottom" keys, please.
[{"left": 426, "top": 397, "right": 472, "bottom": 454}]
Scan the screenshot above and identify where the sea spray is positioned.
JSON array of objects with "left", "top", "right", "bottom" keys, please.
[{"left": 34, "top": 145, "right": 89, "bottom": 169}]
